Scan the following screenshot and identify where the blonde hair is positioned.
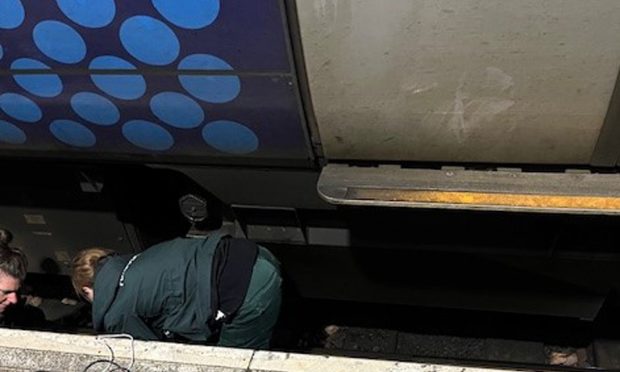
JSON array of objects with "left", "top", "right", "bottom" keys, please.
[{"left": 71, "top": 248, "right": 115, "bottom": 298}]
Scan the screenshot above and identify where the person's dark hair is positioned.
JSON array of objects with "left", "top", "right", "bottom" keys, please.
[{"left": 0, "top": 228, "right": 28, "bottom": 281}]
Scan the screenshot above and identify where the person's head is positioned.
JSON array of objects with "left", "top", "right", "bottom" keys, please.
[
  {"left": 71, "top": 248, "right": 115, "bottom": 303},
  {"left": 0, "top": 229, "right": 27, "bottom": 314}
]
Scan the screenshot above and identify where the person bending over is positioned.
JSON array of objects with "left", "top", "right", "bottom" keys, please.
[{"left": 71, "top": 232, "right": 281, "bottom": 349}]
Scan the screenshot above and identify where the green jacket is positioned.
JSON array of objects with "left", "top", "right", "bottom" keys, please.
[{"left": 93, "top": 234, "right": 224, "bottom": 341}]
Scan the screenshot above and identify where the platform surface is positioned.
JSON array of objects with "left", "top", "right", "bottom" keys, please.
[{"left": 0, "top": 328, "right": 525, "bottom": 372}]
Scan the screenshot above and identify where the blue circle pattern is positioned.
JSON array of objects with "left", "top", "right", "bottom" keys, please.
[
  {"left": 0, "top": 120, "right": 27, "bottom": 144},
  {"left": 120, "top": 16, "right": 180, "bottom": 66},
  {"left": 202, "top": 120, "right": 258, "bottom": 154},
  {"left": 89, "top": 56, "right": 147, "bottom": 100},
  {"left": 56, "top": 0, "right": 116, "bottom": 28},
  {"left": 150, "top": 92, "right": 204, "bottom": 129},
  {"left": 33, "top": 20, "right": 86, "bottom": 64},
  {"left": 152, "top": 0, "right": 219, "bottom": 29},
  {"left": 0, "top": 1, "right": 260, "bottom": 156},
  {"left": 178, "top": 54, "right": 241, "bottom": 103},
  {"left": 11, "top": 58, "right": 63, "bottom": 98},
  {"left": 0, "top": 93, "right": 42, "bottom": 123},
  {"left": 71, "top": 92, "right": 120, "bottom": 126},
  {"left": 50, "top": 119, "right": 96, "bottom": 147},
  {"left": 0, "top": 0, "right": 24, "bottom": 29},
  {"left": 122, "top": 120, "right": 174, "bottom": 151}
]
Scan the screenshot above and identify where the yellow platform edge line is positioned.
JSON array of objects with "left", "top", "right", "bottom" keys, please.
[{"left": 350, "top": 189, "right": 620, "bottom": 210}]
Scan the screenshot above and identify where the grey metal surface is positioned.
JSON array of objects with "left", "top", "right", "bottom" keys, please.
[
  {"left": 317, "top": 164, "right": 620, "bottom": 214},
  {"left": 282, "top": 0, "right": 325, "bottom": 161},
  {"left": 590, "top": 68, "right": 620, "bottom": 167},
  {"left": 297, "top": 0, "right": 620, "bottom": 164},
  {"left": 307, "top": 227, "right": 351, "bottom": 247},
  {"left": 0, "top": 207, "right": 134, "bottom": 275},
  {"left": 246, "top": 225, "right": 306, "bottom": 244},
  {"left": 167, "top": 165, "right": 332, "bottom": 210}
]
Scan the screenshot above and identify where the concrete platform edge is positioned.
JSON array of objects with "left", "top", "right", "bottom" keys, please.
[{"left": 0, "top": 329, "right": 520, "bottom": 372}]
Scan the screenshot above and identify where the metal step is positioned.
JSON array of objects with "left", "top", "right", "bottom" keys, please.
[{"left": 317, "top": 164, "right": 620, "bottom": 214}]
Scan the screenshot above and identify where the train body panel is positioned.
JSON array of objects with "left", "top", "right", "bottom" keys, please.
[
  {"left": 1, "top": 1, "right": 620, "bottom": 320},
  {"left": 2, "top": 0, "right": 620, "bottom": 168},
  {"left": 298, "top": 0, "right": 620, "bottom": 164},
  {"left": 0, "top": 0, "right": 314, "bottom": 165}
]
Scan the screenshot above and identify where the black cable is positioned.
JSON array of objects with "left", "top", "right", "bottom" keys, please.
[{"left": 82, "top": 359, "right": 130, "bottom": 372}]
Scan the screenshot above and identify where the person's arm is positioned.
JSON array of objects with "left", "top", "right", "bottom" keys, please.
[{"left": 105, "top": 313, "right": 159, "bottom": 341}]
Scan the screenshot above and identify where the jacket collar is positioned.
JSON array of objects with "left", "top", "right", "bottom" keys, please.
[{"left": 92, "top": 255, "right": 132, "bottom": 332}]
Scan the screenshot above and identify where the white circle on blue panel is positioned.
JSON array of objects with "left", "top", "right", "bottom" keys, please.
[
  {"left": 120, "top": 16, "right": 180, "bottom": 66},
  {"left": 33, "top": 20, "right": 86, "bottom": 64},
  {"left": 0, "top": 93, "right": 42, "bottom": 123},
  {"left": 11, "top": 58, "right": 63, "bottom": 98},
  {"left": 89, "top": 56, "right": 147, "bottom": 100},
  {"left": 0, "top": 120, "right": 26, "bottom": 144},
  {"left": 178, "top": 54, "right": 240, "bottom": 103},
  {"left": 71, "top": 92, "right": 120, "bottom": 126},
  {"left": 50, "top": 119, "right": 96, "bottom": 147},
  {"left": 0, "top": 0, "right": 25, "bottom": 29},
  {"left": 56, "top": 0, "right": 116, "bottom": 28},
  {"left": 150, "top": 92, "right": 204, "bottom": 129},
  {"left": 122, "top": 120, "right": 174, "bottom": 151},
  {"left": 152, "top": 0, "right": 219, "bottom": 29},
  {"left": 202, "top": 120, "right": 258, "bottom": 154}
]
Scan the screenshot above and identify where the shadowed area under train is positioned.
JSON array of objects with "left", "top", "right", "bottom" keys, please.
[{"left": 263, "top": 207, "right": 620, "bottom": 321}]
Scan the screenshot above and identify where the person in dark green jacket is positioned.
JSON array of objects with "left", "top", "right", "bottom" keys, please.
[{"left": 71, "top": 233, "right": 281, "bottom": 349}]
